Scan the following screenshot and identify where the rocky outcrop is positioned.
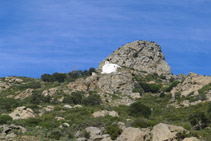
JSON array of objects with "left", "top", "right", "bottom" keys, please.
[
  {"left": 68, "top": 71, "right": 135, "bottom": 95},
  {"left": 97, "top": 71, "right": 134, "bottom": 95},
  {"left": 92, "top": 110, "right": 119, "bottom": 118},
  {"left": 171, "top": 72, "right": 211, "bottom": 97},
  {"left": 14, "top": 88, "right": 33, "bottom": 100},
  {"left": 98, "top": 41, "right": 171, "bottom": 76},
  {"left": 0, "top": 124, "right": 26, "bottom": 140},
  {"left": 116, "top": 127, "right": 150, "bottom": 141},
  {"left": 9, "top": 106, "right": 36, "bottom": 120},
  {"left": 152, "top": 123, "right": 185, "bottom": 141}
]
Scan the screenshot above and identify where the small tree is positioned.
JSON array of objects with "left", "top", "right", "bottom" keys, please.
[{"left": 128, "top": 101, "right": 151, "bottom": 118}]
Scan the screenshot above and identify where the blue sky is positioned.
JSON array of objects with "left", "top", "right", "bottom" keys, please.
[{"left": 0, "top": 0, "right": 211, "bottom": 78}]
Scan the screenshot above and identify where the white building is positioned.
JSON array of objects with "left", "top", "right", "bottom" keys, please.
[{"left": 101, "top": 61, "right": 121, "bottom": 74}]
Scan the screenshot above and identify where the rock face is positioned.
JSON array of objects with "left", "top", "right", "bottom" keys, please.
[
  {"left": 171, "top": 72, "right": 211, "bottom": 97},
  {"left": 116, "top": 127, "right": 150, "bottom": 141},
  {"left": 152, "top": 123, "right": 185, "bottom": 141},
  {"left": 9, "top": 106, "right": 36, "bottom": 120},
  {"left": 68, "top": 71, "right": 135, "bottom": 95},
  {"left": 98, "top": 40, "right": 171, "bottom": 76}
]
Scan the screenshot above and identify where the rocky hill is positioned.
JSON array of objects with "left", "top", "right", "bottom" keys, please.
[
  {"left": 98, "top": 41, "right": 171, "bottom": 76},
  {"left": 0, "top": 41, "right": 211, "bottom": 141}
]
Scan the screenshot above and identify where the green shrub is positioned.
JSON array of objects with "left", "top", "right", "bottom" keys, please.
[
  {"left": 41, "top": 74, "right": 55, "bottom": 82},
  {"left": 47, "top": 128, "right": 63, "bottom": 140},
  {"left": 82, "top": 94, "right": 101, "bottom": 106},
  {"left": 0, "top": 115, "right": 12, "bottom": 124},
  {"left": 19, "top": 81, "right": 41, "bottom": 89},
  {"left": 140, "top": 82, "right": 161, "bottom": 93},
  {"left": 0, "top": 98, "right": 22, "bottom": 112},
  {"left": 198, "top": 83, "right": 211, "bottom": 94},
  {"left": 106, "top": 124, "right": 122, "bottom": 140},
  {"left": 166, "top": 81, "right": 180, "bottom": 92},
  {"left": 63, "top": 91, "right": 84, "bottom": 104},
  {"left": 189, "top": 112, "right": 208, "bottom": 130},
  {"left": 133, "top": 83, "right": 144, "bottom": 95},
  {"left": 29, "top": 91, "right": 51, "bottom": 104},
  {"left": 24, "top": 118, "right": 41, "bottom": 127},
  {"left": 128, "top": 101, "right": 151, "bottom": 118},
  {"left": 132, "top": 119, "right": 151, "bottom": 128},
  {"left": 52, "top": 73, "right": 67, "bottom": 82}
]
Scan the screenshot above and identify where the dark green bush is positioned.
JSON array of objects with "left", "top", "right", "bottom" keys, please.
[
  {"left": 106, "top": 124, "right": 122, "bottom": 140},
  {"left": 166, "top": 81, "right": 180, "bottom": 92},
  {"left": 47, "top": 129, "right": 63, "bottom": 140},
  {"left": 24, "top": 118, "right": 41, "bottom": 127},
  {"left": 29, "top": 91, "right": 51, "bottom": 104},
  {"left": 88, "top": 67, "right": 96, "bottom": 75},
  {"left": 140, "top": 82, "right": 161, "bottom": 93},
  {"left": 0, "top": 115, "right": 12, "bottom": 124},
  {"left": 128, "top": 101, "right": 151, "bottom": 118},
  {"left": 63, "top": 91, "right": 84, "bottom": 105},
  {"left": 133, "top": 83, "right": 144, "bottom": 95},
  {"left": 82, "top": 94, "right": 101, "bottom": 106},
  {"left": 0, "top": 98, "right": 22, "bottom": 112},
  {"left": 41, "top": 74, "right": 55, "bottom": 82},
  {"left": 189, "top": 112, "right": 208, "bottom": 130},
  {"left": 52, "top": 73, "right": 67, "bottom": 82}
]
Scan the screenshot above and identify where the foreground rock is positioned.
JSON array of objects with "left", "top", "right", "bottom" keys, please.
[
  {"left": 9, "top": 106, "right": 36, "bottom": 120},
  {"left": 0, "top": 124, "right": 26, "bottom": 140},
  {"left": 117, "top": 127, "right": 150, "bottom": 141},
  {"left": 152, "top": 123, "right": 185, "bottom": 141},
  {"left": 98, "top": 40, "right": 171, "bottom": 76}
]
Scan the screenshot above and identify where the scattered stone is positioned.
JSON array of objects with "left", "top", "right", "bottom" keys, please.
[
  {"left": 117, "top": 122, "right": 126, "bottom": 130},
  {"left": 64, "top": 104, "right": 72, "bottom": 109},
  {"left": 92, "top": 110, "right": 119, "bottom": 118},
  {"left": 9, "top": 106, "right": 36, "bottom": 120},
  {"left": 0, "top": 124, "right": 26, "bottom": 139},
  {"left": 130, "top": 92, "right": 141, "bottom": 99},
  {"left": 44, "top": 105, "right": 54, "bottom": 112},
  {"left": 59, "top": 123, "right": 70, "bottom": 129},
  {"left": 55, "top": 116, "right": 65, "bottom": 121},
  {"left": 73, "top": 105, "right": 83, "bottom": 108}
]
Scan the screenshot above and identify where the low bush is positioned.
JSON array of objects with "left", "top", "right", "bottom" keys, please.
[
  {"left": 189, "top": 112, "right": 208, "bottom": 130},
  {"left": 132, "top": 119, "right": 151, "bottom": 128},
  {"left": 106, "top": 124, "right": 122, "bottom": 140},
  {"left": 128, "top": 101, "right": 151, "bottom": 118},
  {"left": 0, "top": 115, "right": 12, "bottom": 124},
  {"left": 82, "top": 94, "right": 101, "bottom": 106},
  {"left": 166, "top": 80, "right": 180, "bottom": 92},
  {"left": 41, "top": 74, "right": 55, "bottom": 82},
  {"left": 140, "top": 82, "right": 161, "bottom": 93},
  {"left": 63, "top": 91, "right": 84, "bottom": 105}
]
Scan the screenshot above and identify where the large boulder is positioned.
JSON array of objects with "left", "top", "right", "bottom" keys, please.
[
  {"left": 116, "top": 127, "right": 150, "bottom": 141},
  {"left": 98, "top": 40, "right": 171, "bottom": 76},
  {"left": 9, "top": 106, "right": 36, "bottom": 120},
  {"left": 152, "top": 123, "right": 185, "bottom": 141}
]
